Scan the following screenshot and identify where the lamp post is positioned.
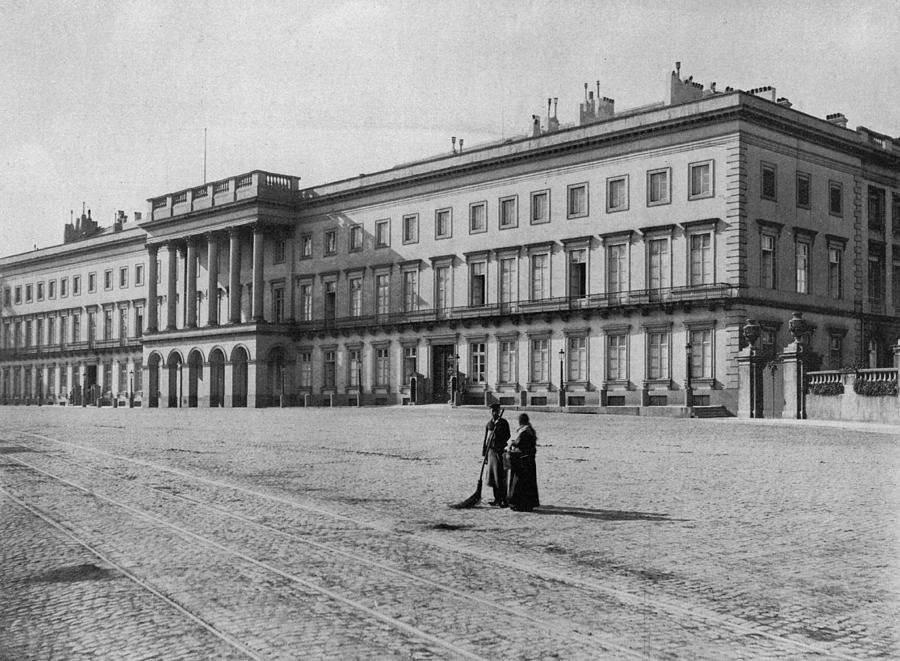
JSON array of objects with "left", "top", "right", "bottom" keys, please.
[
  {"left": 743, "top": 319, "right": 761, "bottom": 417},
  {"left": 788, "top": 311, "right": 809, "bottom": 420},
  {"left": 280, "top": 365, "right": 285, "bottom": 408},
  {"left": 37, "top": 371, "right": 43, "bottom": 407},
  {"left": 558, "top": 348, "right": 566, "bottom": 407},
  {"left": 356, "top": 359, "right": 362, "bottom": 408},
  {"left": 129, "top": 369, "right": 134, "bottom": 408},
  {"left": 82, "top": 372, "right": 87, "bottom": 408},
  {"left": 452, "top": 353, "right": 460, "bottom": 407},
  {"left": 684, "top": 341, "right": 693, "bottom": 408}
]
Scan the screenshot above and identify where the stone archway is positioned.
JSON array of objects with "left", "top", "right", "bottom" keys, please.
[
  {"left": 187, "top": 349, "right": 204, "bottom": 408},
  {"left": 209, "top": 348, "right": 226, "bottom": 407},
  {"left": 167, "top": 352, "right": 183, "bottom": 408},
  {"left": 231, "top": 346, "right": 248, "bottom": 408}
]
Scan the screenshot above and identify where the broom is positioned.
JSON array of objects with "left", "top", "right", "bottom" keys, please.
[{"left": 450, "top": 409, "right": 503, "bottom": 509}]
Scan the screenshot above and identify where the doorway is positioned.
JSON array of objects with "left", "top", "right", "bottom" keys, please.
[{"left": 431, "top": 344, "right": 456, "bottom": 403}]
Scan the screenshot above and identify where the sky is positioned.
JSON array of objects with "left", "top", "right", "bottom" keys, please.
[{"left": 1, "top": 0, "right": 898, "bottom": 257}]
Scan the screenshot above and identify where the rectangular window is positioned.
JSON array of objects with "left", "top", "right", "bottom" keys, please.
[
  {"left": 499, "top": 196, "right": 518, "bottom": 229},
  {"left": 435, "top": 209, "right": 451, "bottom": 239},
  {"left": 796, "top": 241, "right": 810, "bottom": 294},
  {"left": 135, "top": 307, "right": 143, "bottom": 337},
  {"left": 72, "top": 314, "right": 81, "bottom": 342},
  {"left": 567, "top": 183, "right": 588, "bottom": 218},
  {"left": 868, "top": 250, "right": 885, "bottom": 309},
  {"left": 274, "top": 239, "right": 286, "bottom": 263},
  {"left": 761, "top": 234, "right": 776, "bottom": 289},
  {"left": 761, "top": 162, "right": 777, "bottom": 200},
  {"left": 48, "top": 317, "right": 55, "bottom": 345},
  {"left": 530, "top": 190, "right": 549, "bottom": 225},
  {"left": 37, "top": 282, "right": 44, "bottom": 301},
  {"left": 349, "top": 277, "right": 363, "bottom": 317},
  {"left": 48, "top": 280, "right": 56, "bottom": 299},
  {"left": 868, "top": 186, "right": 886, "bottom": 231},
  {"left": 403, "top": 346, "right": 417, "bottom": 381},
  {"left": 648, "top": 238, "right": 670, "bottom": 290},
  {"left": 499, "top": 340, "right": 517, "bottom": 384},
  {"left": 892, "top": 193, "right": 900, "bottom": 236},
  {"left": 647, "top": 331, "right": 669, "bottom": 380},
  {"left": 119, "top": 267, "right": 128, "bottom": 288},
  {"left": 60, "top": 278, "right": 68, "bottom": 297},
  {"left": 796, "top": 172, "right": 811, "bottom": 208},
  {"left": 88, "top": 273, "right": 96, "bottom": 293},
  {"left": 375, "top": 347, "right": 390, "bottom": 386},
  {"left": 606, "top": 176, "right": 628, "bottom": 212},
  {"left": 104, "top": 269, "right": 113, "bottom": 290},
  {"left": 647, "top": 168, "right": 670, "bottom": 206},
  {"left": 375, "top": 220, "right": 391, "bottom": 247},
  {"left": 530, "top": 254, "right": 549, "bottom": 300},
  {"left": 300, "top": 234, "right": 313, "bottom": 259},
  {"left": 119, "top": 308, "right": 127, "bottom": 339},
  {"left": 135, "top": 264, "right": 144, "bottom": 286},
  {"left": 402, "top": 270, "right": 417, "bottom": 312},
  {"left": 324, "top": 350, "right": 336, "bottom": 389},
  {"left": 348, "top": 349, "right": 361, "bottom": 387},
  {"left": 829, "top": 247, "right": 842, "bottom": 299},
  {"left": 299, "top": 284, "right": 313, "bottom": 321},
  {"left": 298, "top": 352, "right": 312, "bottom": 387},
  {"left": 470, "top": 342, "right": 486, "bottom": 384},
  {"left": 893, "top": 259, "right": 900, "bottom": 311},
  {"left": 323, "top": 280, "right": 336, "bottom": 321},
  {"left": 829, "top": 181, "right": 843, "bottom": 216},
  {"left": 376, "top": 274, "right": 390, "bottom": 315},
  {"left": 470, "top": 261, "right": 486, "bottom": 307},
  {"left": 435, "top": 265, "right": 451, "bottom": 312},
  {"left": 530, "top": 338, "right": 549, "bottom": 383},
  {"left": 25, "top": 284, "right": 32, "bottom": 303},
  {"left": 324, "top": 230, "right": 337, "bottom": 255},
  {"left": 3, "top": 287, "right": 10, "bottom": 306},
  {"left": 35, "top": 319, "right": 42, "bottom": 347},
  {"left": 469, "top": 203, "right": 486, "bottom": 234},
  {"left": 272, "top": 286, "right": 285, "bottom": 323},
  {"left": 690, "top": 329, "right": 713, "bottom": 379},
  {"left": 689, "top": 233, "right": 712, "bottom": 286},
  {"left": 103, "top": 309, "right": 113, "bottom": 340},
  {"left": 568, "top": 249, "right": 586, "bottom": 298},
  {"left": 567, "top": 336, "right": 587, "bottom": 382},
  {"left": 499, "top": 257, "right": 517, "bottom": 306},
  {"left": 349, "top": 226, "right": 363, "bottom": 252},
  {"left": 403, "top": 214, "right": 419, "bottom": 244},
  {"left": 607, "top": 243, "right": 627, "bottom": 293},
  {"left": 829, "top": 335, "right": 843, "bottom": 369},
  {"left": 689, "top": 161, "right": 713, "bottom": 199},
  {"left": 14, "top": 286, "right": 21, "bottom": 304},
  {"left": 607, "top": 334, "right": 627, "bottom": 381}
]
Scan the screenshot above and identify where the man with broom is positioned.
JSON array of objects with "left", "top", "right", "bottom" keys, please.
[{"left": 483, "top": 403, "right": 511, "bottom": 507}]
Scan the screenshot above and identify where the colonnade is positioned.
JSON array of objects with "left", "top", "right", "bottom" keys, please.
[{"left": 0, "top": 354, "right": 142, "bottom": 404}]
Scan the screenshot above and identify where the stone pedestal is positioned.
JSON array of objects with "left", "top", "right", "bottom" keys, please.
[{"left": 780, "top": 342, "right": 805, "bottom": 419}]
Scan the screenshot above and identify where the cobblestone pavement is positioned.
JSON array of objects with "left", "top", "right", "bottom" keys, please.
[{"left": 0, "top": 406, "right": 898, "bottom": 660}]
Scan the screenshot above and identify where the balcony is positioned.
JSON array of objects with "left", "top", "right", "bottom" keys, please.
[{"left": 290, "top": 283, "right": 740, "bottom": 338}]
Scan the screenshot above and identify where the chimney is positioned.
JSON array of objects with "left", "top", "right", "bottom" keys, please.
[
  {"left": 826, "top": 113, "right": 848, "bottom": 129},
  {"left": 451, "top": 136, "right": 457, "bottom": 154},
  {"left": 532, "top": 115, "right": 541, "bottom": 137},
  {"left": 776, "top": 97, "right": 792, "bottom": 108},
  {"left": 547, "top": 97, "right": 559, "bottom": 133},
  {"left": 458, "top": 138, "right": 464, "bottom": 153}
]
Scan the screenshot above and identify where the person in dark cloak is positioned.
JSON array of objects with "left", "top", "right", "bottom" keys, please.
[
  {"left": 505, "top": 413, "right": 540, "bottom": 512},
  {"left": 483, "top": 403, "right": 510, "bottom": 507}
]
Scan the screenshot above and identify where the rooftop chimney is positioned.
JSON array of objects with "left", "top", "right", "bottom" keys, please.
[
  {"left": 532, "top": 115, "right": 541, "bottom": 137},
  {"left": 451, "top": 136, "right": 457, "bottom": 154},
  {"left": 826, "top": 113, "right": 848, "bottom": 129},
  {"left": 776, "top": 97, "right": 792, "bottom": 108}
]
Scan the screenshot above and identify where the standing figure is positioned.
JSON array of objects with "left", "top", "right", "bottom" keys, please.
[
  {"left": 506, "top": 413, "right": 540, "bottom": 512},
  {"left": 483, "top": 403, "right": 510, "bottom": 507}
]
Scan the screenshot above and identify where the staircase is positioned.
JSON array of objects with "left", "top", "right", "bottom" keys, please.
[{"left": 691, "top": 405, "right": 733, "bottom": 418}]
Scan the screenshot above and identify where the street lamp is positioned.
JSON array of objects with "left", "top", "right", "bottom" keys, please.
[
  {"left": 558, "top": 348, "right": 566, "bottom": 407},
  {"left": 743, "top": 319, "right": 761, "bottom": 418},
  {"left": 452, "top": 353, "right": 460, "bottom": 407},
  {"left": 280, "top": 365, "right": 285, "bottom": 408},
  {"left": 37, "top": 371, "right": 43, "bottom": 407},
  {"left": 129, "top": 369, "right": 134, "bottom": 408},
  {"left": 82, "top": 372, "right": 87, "bottom": 408},
  {"left": 788, "top": 311, "right": 810, "bottom": 420},
  {"left": 356, "top": 359, "right": 362, "bottom": 408},
  {"left": 684, "top": 341, "right": 693, "bottom": 408}
]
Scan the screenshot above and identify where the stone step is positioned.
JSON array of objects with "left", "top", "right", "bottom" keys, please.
[{"left": 691, "top": 405, "right": 733, "bottom": 418}]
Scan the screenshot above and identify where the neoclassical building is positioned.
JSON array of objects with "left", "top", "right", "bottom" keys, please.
[{"left": 2, "top": 65, "right": 898, "bottom": 412}]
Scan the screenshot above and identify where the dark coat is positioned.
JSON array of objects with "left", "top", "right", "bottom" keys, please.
[{"left": 484, "top": 417, "right": 510, "bottom": 453}]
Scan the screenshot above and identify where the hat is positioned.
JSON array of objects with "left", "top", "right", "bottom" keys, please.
[{"left": 489, "top": 403, "right": 501, "bottom": 411}]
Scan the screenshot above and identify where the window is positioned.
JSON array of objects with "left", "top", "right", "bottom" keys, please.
[
  {"left": 531, "top": 253, "right": 549, "bottom": 300},
  {"left": 47, "top": 317, "right": 55, "bottom": 344},
  {"left": 795, "top": 240, "right": 810, "bottom": 294},
  {"left": 72, "top": 313, "right": 81, "bottom": 342},
  {"left": 156, "top": 260, "right": 162, "bottom": 283},
  {"left": 646, "top": 331, "right": 669, "bottom": 380},
  {"left": 402, "top": 270, "right": 417, "bottom": 312},
  {"left": 470, "top": 342, "right": 486, "bottom": 384},
  {"left": 25, "top": 284, "right": 32, "bottom": 303},
  {"left": 761, "top": 162, "right": 777, "bottom": 200},
  {"left": 349, "top": 226, "right": 363, "bottom": 252},
  {"left": 893, "top": 193, "right": 900, "bottom": 236},
  {"left": 567, "top": 336, "right": 587, "bottom": 382},
  {"left": 35, "top": 319, "right": 42, "bottom": 347},
  {"left": 829, "top": 246, "right": 843, "bottom": 299},
  {"left": 348, "top": 349, "right": 361, "bottom": 387},
  {"left": 689, "top": 328, "right": 713, "bottom": 379},
  {"left": 470, "top": 261, "right": 486, "bottom": 306},
  {"left": 499, "top": 339, "right": 517, "bottom": 384},
  {"left": 88, "top": 273, "right": 97, "bottom": 293},
  {"left": 607, "top": 243, "right": 628, "bottom": 294},
  {"left": 323, "top": 280, "right": 336, "bottom": 321},
  {"left": 689, "top": 233, "right": 712, "bottom": 286},
  {"left": 435, "top": 265, "right": 451, "bottom": 312},
  {"left": 568, "top": 249, "right": 586, "bottom": 298},
  {"left": 323, "top": 350, "right": 336, "bottom": 389},
  {"left": 135, "top": 264, "right": 144, "bottom": 286},
  {"left": 48, "top": 280, "right": 56, "bottom": 299},
  {"left": 375, "top": 347, "right": 390, "bottom": 386},
  {"left": 376, "top": 273, "right": 390, "bottom": 315},
  {"left": 298, "top": 352, "right": 312, "bottom": 387},
  {"left": 135, "top": 307, "right": 143, "bottom": 337},
  {"left": 403, "top": 346, "right": 417, "bottom": 381},
  {"left": 3, "top": 287, "right": 10, "bottom": 306},
  {"left": 469, "top": 203, "right": 486, "bottom": 234},
  {"left": 893, "top": 257, "right": 900, "bottom": 311},
  {"left": 761, "top": 234, "right": 776, "bottom": 289},
  {"left": 868, "top": 248, "right": 885, "bottom": 309},
  {"left": 73, "top": 275, "right": 81, "bottom": 296},
  {"left": 530, "top": 338, "right": 549, "bottom": 383},
  {"left": 14, "top": 286, "right": 21, "bottom": 304},
  {"left": 37, "top": 282, "right": 44, "bottom": 301},
  {"left": 796, "top": 172, "right": 811, "bottom": 208},
  {"left": 648, "top": 238, "right": 670, "bottom": 290},
  {"left": 274, "top": 239, "right": 286, "bottom": 263},
  {"left": 103, "top": 309, "right": 113, "bottom": 340},
  {"left": 60, "top": 278, "right": 68, "bottom": 297},
  {"left": 272, "top": 285, "right": 285, "bottom": 323},
  {"left": 530, "top": 190, "right": 549, "bottom": 225},
  {"left": 349, "top": 277, "right": 363, "bottom": 317},
  {"left": 689, "top": 160, "right": 713, "bottom": 199},
  {"left": 647, "top": 168, "right": 670, "bottom": 206},
  {"left": 119, "top": 267, "right": 128, "bottom": 288},
  {"left": 567, "top": 183, "right": 588, "bottom": 218},
  {"left": 829, "top": 334, "right": 843, "bottom": 369},
  {"left": 300, "top": 234, "right": 313, "bottom": 259},
  {"left": 606, "top": 334, "right": 627, "bottom": 381},
  {"left": 499, "top": 257, "right": 517, "bottom": 306},
  {"left": 435, "top": 209, "right": 451, "bottom": 239},
  {"left": 403, "top": 214, "right": 418, "bottom": 244},
  {"left": 499, "top": 196, "right": 517, "bottom": 229},
  {"left": 104, "top": 269, "right": 113, "bottom": 290},
  {"left": 371, "top": 219, "right": 388, "bottom": 247},
  {"left": 119, "top": 307, "right": 127, "bottom": 339},
  {"left": 868, "top": 186, "right": 886, "bottom": 231},
  {"left": 299, "top": 283, "right": 313, "bottom": 321},
  {"left": 324, "top": 230, "right": 337, "bottom": 255},
  {"left": 606, "top": 176, "right": 628, "bottom": 212},
  {"left": 829, "top": 181, "right": 843, "bottom": 216}
]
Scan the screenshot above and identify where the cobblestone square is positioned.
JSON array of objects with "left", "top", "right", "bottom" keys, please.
[{"left": 1, "top": 405, "right": 898, "bottom": 659}]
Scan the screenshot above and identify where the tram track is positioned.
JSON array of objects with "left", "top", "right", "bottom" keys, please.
[{"left": 3, "top": 429, "right": 863, "bottom": 660}]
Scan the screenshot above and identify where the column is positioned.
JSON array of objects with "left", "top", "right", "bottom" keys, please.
[
  {"left": 166, "top": 242, "right": 178, "bottom": 330},
  {"left": 207, "top": 233, "right": 219, "bottom": 326},
  {"left": 224, "top": 359, "right": 234, "bottom": 407},
  {"left": 198, "top": 358, "right": 211, "bottom": 407},
  {"left": 66, "top": 363, "right": 73, "bottom": 402},
  {"left": 160, "top": 363, "right": 171, "bottom": 408},
  {"left": 186, "top": 237, "right": 198, "bottom": 328},
  {"left": 147, "top": 244, "right": 159, "bottom": 332},
  {"left": 229, "top": 229, "right": 241, "bottom": 324},
  {"left": 252, "top": 225, "right": 265, "bottom": 321}
]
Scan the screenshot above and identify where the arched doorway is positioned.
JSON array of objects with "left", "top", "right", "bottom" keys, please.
[
  {"left": 209, "top": 348, "right": 225, "bottom": 407},
  {"left": 267, "top": 347, "right": 286, "bottom": 407},
  {"left": 147, "top": 353, "right": 161, "bottom": 407},
  {"left": 187, "top": 349, "right": 203, "bottom": 408},
  {"left": 167, "top": 352, "right": 183, "bottom": 408},
  {"left": 231, "top": 346, "right": 248, "bottom": 407}
]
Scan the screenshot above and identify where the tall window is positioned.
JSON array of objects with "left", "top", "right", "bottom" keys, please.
[
  {"left": 892, "top": 193, "right": 900, "bottom": 236},
  {"left": 349, "top": 226, "right": 363, "bottom": 252},
  {"left": 73, "top": 276, "right": 81, "bottom": 295},
  {"left": 88, "top": 273, "right": 97, "bottom": 293},
  {"left": 373, "top": 219, "right": 389, "bottom": 247},
  {"left": 470, "top": 262, "right": 486, "bottom": 306},
  {"left": 348, "top": 349, "right": 361, "bottom": 387},
  {"left": 35, "top": 319, "right": 43, "bottom": 347},
  {"left": 298, "top": 352, "right": 312, "bottom": 387},
  {"left": 606, "top": 176, "right": 628, "bottom": 212},
  {"left": 72, "top": 313, "right": 81, "bottom": 342},
  {"left": 375, "top": 347, "right": 390, "bottom": 385},
  {"left": 61, "top": 317, "right": 68, "bottom": 345},
  {"left": 48, "top": 317, "right": 55, "bottom": 345},
  {"left": 829, "top": 181, "right": 843, "bottom": 216},
  {"left": 300, "top": 234, "right": 313, "bottom": 259},
  {"left": 761, "top": 234, "right": 776, "bottom": 289},
  {"left": 690, "top": 329, "right": 713, "bottom": 379},
  {"left": 349, "top": 277, "right": 363, "bottom": 317},
  {"left": 761, "top": 162, "right": 777, "bottom": 200},
  {"left": 530, "top": 338, "right": 549, "bottom": 383},
  {"left": 531, "top": 190, "right": 549, "bottom": 224},
  {"left": 435, "top": 266, "right": 451, "bottom": 312},
  {"left": 499, "top": 196, "right": 517, "bottom": 229},
  {"left": 568, "top": 250, "right": 586, "bottom": 298},
  {"left": 435, "top": 209, "right": 451, "bottom": 239},
  {"left": 795, "top": 241, "right": 810, "bottom": 294},
  {"left": 135, "top": 307, "right": 143, "bottom": 338},
  {"left": 499, "top": 340, "right": 517, "bottom": 384},
  {"left": 323, "top": 350, "right": 336, "bottom": 388},
  {"left": 499, "top": 257, "right": 516, "bottom": 306},
  {"left": 567, "top": 183, "right": 588, "bottom": 218},
  {"left": 103, "top": 309, "right": 113, "bottom": 340},
  {"left": 868, "top": 186, "right": 886, "bottom": 231},
  {"left": 272, "top": 285, "right": 285, "bottom": 323},
  {"left": 796, "top": 172, "right": 811, "bottom": 208},
  {"left": 531, "top": 254, "right": 549, "bottom": 300},
  {"left": 37, "top": 282, "right": 44, "bottom": 301},
  {"left": 324, "top": 230, "right": 337, "bottom": 255},
  {"left": 61, "top": 278, "right": 68, "bottom": 297},
  {"left": 324, "top": 280, "right": 336, "bottom": 321},
  {"left": 403, "top": 346, "right": 417, "bottom": 381},
  {"left": 607, "top": 334, "right": 627, "bottom": 381},
  {"left": 689, "top": 161, "right": 713, "bottom": 199},
  {"left": 135, "top": 264, "right": 144, "bottom": 286},
  {"left": 607, "top": 243, "right": 627, "bottom": 293},
  {"left": 689, "top": 234, "right": 712, "bottom": 286},
  {"left": 892, "top": 258, "right": 900, "bottom": 311},
  {"left": 868, "top": 249, "right": 885, "bottom": 309},
  {"left": 376, "top": 274, "right": 390, "bottom": 315},
  {"left": 647, "top": 168, "right": 670, "bottom": 205},
  {"left": 470, "top": 343, "right": 486, "bottom": 384},
  {"left": 648, "top": 239, "right": 669, "bottom": 290},
  {"left": 567, "top": 336, "right": 587, "bottom": 382},
  {"left": 403, "top": 214, "right": 418, "bottom": 243},
  {"left": 647, "top": 331, "right": 669, "bottom": 380},
  {"left": 469, "top": 203, "right": 486, "bottom": 233},
  {"left": 299, "top": 284, "right": 312, "bottom": 321},
  {"left": 828, "top": 247, "right": 842, "bottom": 299},
  {"left": 48, "top": 280, "right": 56, "bottom": 299},
  {"left": 402, "top": 270, "right": 417, "bottom": 312},
  {"left": 104, "top": 270, "right": 113, "bottom": 290},
  {"left": 119, "top": 308, "right": 127, "bottom": 339},
  {"left": 829, "top": 335, "right": 843, "bottom": 369}
]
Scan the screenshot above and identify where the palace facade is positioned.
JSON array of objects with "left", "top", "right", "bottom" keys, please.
[{"left": 2, "top": 66, "right": 899, "bottom": 413}]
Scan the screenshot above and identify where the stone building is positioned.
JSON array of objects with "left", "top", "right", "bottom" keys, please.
[{"left": 2, "top": 64, "right": 898, "bottom": 412}]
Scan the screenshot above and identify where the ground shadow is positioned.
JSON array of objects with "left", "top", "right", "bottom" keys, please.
[{"left": 530, "top": 505, "right": 684, "bottom": 522}]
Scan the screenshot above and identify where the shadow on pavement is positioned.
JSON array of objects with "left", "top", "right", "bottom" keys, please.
[{"left": 531, "top": 505, "right": 682, "bottom": 522}]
